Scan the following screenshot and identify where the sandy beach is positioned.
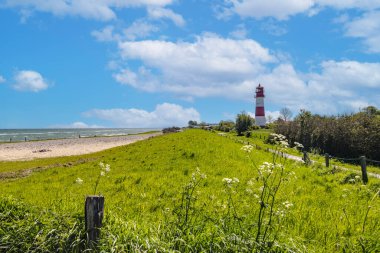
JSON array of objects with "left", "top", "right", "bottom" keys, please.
[{"left": 0, "top": 132, "right": 161, "bottom": 161}]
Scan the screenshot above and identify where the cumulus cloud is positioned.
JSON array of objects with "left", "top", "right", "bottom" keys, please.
[
  {"left": 115, "top": 33, "right": 275, "bottom": 96},
  {"left": 112, "top": 32, "right": 380, "bottom": 114},
  {"left": 229, "top": 0, "right": 314, "bottom": 20},
  {"left": 92, "top": 26, "right": 119, "bottom": 42},
  {"left": 344, "top": 11, "right": 380, "bottom": 53},
  {"left": 258, "top": 61, "right": 380, "bottom": 113},
  {"left": 2, "top": 0, "right": 175, "bottom": 21},
  {"left": 0, "top": 75, "right": 5, "bottom": 83},
  {"left": 123, "top": 20, "right": 159, "bottom": 40},
  {"left": 84, "top": 103, "right": 200, "bottom": 128},
  {"left": 12, "top": 70, "right": 49, "bottom": 92},
  {"left": 147, "top": 7, "right": 185, "bottom": 27},
  {"left": 222, "top": 0, "right": 380, "bottom": 20},
  {"left": 92, "top": 21, "right": 159, "bottom": 43}
]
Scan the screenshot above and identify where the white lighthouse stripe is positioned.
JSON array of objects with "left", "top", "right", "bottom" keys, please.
[
  {"left": 256, "top": 97, "right": 264, "bottom": 107},
  {"left": 255, "top": 116, "right": 266, "bottom": 126}
]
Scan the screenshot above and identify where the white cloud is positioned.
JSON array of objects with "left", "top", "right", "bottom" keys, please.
[
  {"left": 316, "top": 0, "right": 380, "bottom": 10},
  {"left": 229, "top": 24, "right": 248, "bottom": 39},
  {"left": 258, "top": 61, "right": 380, "bottom": 113},
  {"left": 84, "top": 103, "right": 200, "bottom": 128},
  {"left": 223, "top": 0, "right": 380, "bottom": 20},
  {"left": 2, "top": 0, "right": 175, "bottom": 21},
  {"left": 115, "top": 34, "right": 275, "bottom": 97},
  {"left": 53, "top": 121, "right": 103, "bottom": 128},
  {"left": 111, "top": 33, "right": 380, "bottom": 114},
  {"left": 0, "top": 75, "right": 5, "bottom": 83},
  {"left": 147, "top": 7, "right": 185, "bottom": 27},
  {"left": 266, "top": 111, "right": 281, "bottom": 122},
  {"left": 92, "top": 26, "right": 119, "bottom": 42},
  {"left": 123, "top": 20, "right": 159, "bottom": 40},
  {"left": 12, "top": 70, "right": 49, "bottom": 92},
  {"left": 92, "top": 21, "right": 158, "bottom": 42},
  {"left": 229, "top": 0, "right": 314, "bottom": 20},
  {"left": 260, "top": 21, "right": 287, "bottom": 36},
  {"left": 344, "top": 11, "right": 380, "bottom": 53}
]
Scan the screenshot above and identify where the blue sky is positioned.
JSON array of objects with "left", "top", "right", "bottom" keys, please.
[{"left": 0, "top": 0, "right": 380, "bottom": 128}]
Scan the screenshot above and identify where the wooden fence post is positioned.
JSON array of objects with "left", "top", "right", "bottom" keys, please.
[
  {"left": 303, "top": 151, "right": 309, "bottom": 164},
  {"left": 360, "top": 156, "right": 368, "bottom": 184},
  {"left": 325, "top": 153, "right": 329, "bottom": 167},
  {"left": 85, "top": 195, "right": 104, "bottom": 243}
]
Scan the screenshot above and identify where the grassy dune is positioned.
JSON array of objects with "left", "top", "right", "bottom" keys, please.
[{"left": 1, "top": 129, "right": 379, "bottom": 252}]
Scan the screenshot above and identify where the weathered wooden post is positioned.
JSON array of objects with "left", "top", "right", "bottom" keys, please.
[
  {"left": 303, "top": 151, "right": 309, "bottom": 164},
  {"left": 85, "top": 195, "right": 104, "bottom": 243},
  {"left": 325, "top": 153, "right": 330, "bottom": 167},
  {"left": 360, "top": 156, "right": 368, "bottom": 184}
]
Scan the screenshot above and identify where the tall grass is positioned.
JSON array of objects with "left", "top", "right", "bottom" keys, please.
[{"left": 0, "top": 129, "right": 379, "bottom": 252}]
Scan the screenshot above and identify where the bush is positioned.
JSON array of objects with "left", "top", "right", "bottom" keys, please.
[
  {"left": 235, "top": 112, "right": 254, "bottom": 136},
  {"left": 163, "top": 127, "right": 181, "bottom": 134}
]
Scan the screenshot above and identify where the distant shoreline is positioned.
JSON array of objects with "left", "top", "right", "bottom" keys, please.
[
  {"left": 0, "top": 132, "right": 162, "bottom": 161},
  {"left": 0, "top": 128, "right": 161, "bottom": 143}
]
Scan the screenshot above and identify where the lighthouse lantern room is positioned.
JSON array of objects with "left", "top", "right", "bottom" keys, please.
[{"left": 255, "top": 84, "right": 266, "bottom": 127}]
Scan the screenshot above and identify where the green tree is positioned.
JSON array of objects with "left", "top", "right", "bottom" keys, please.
[
  {"left": 217, "top": 120, "right": 235, "bottom": 132},
  {"left": 235, "top": 112, "right": 254, "bottom": 136},
  {"left": 188, "top": 120, "right": 198, "bottom": 128}
]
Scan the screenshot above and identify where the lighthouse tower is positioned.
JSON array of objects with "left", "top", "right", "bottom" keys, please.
[{"left": 255, "top": 84, "right": 266, "bottom": 127}]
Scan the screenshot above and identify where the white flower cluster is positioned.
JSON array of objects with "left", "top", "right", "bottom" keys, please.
[
  {"left": 268, "top": 133, "right": 289, "bottom": 148},
  {"left": 75, "top": 177, "right": 83, "bottom": 184},
  {"left": 99, "top": 162, "right": 111, "bottom": 176},
  {"left": 282, "top": 201, "right": 293, "bottom": 209},
  {"left": 192, "top": 167, "right": 207, "bottom": 181},
  {"left": 241, "top": 144, "right": 254, "bottom": 153},
  {"left": 258, "top": 162, "right": 283, "bottom": 175},
  {"left": 223, "top": 177, "right": 239, "bottom": 187},
  {"left": 293, "top": 142, "right": 304, "bottom": 150}
]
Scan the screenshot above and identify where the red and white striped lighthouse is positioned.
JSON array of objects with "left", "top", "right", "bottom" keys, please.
[{"left": 255, "top": 84, "right": 266, "bottom": 126}]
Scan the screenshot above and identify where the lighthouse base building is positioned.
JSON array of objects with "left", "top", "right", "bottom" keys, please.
[{"left": 255, "top": 84, "right": 266, "bottom": 127}]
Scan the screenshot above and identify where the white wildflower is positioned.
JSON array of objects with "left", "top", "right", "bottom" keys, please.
[
  {"left": 247, "top": 179, "right": 255, "bottom": 186},
  {"left": 223, "top": 178, "right": 233, "bottom": 184},
  {"left": 282, "top": 201, "right": 293, "bottom": 209},
  {"left": 99, "top": 162, "right": 105, "bottom": 168},
  {"left": 232, "top": 177, "right": 240, "bottom": 183},
  {"left": 75, "top": 178, "right": 83, "bottom": 184},
  {"left": 246, "top": 188, "right": 253, "bottom": 194},
  {"left": 100, "top": 171, "right": 105, "bottom": 176},
  {"left": 241, "top": 144, "right": 253, "bottom": 153},
  {"left": 105, "top": 164, "right": 111, "bottom": 172}
]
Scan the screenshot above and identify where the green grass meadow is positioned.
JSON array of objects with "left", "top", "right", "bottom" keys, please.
[{"left": 1, "top": 129, "right": 379, "bottom": 252}]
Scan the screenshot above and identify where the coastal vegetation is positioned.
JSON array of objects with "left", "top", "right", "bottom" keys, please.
[
  {"left": 0, "top": 129, "right": 379, "bottom": 252},
  {"left": 275, "top": 106, "right": 380, "bottom": 161}
]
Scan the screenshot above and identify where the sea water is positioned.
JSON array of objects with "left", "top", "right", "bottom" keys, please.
[{"left": 0, "top": 128, "right": 160, "bottom": 142}]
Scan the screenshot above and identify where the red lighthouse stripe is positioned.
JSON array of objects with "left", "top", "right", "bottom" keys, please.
[{"left": 255, "top": 107, "right": 265, "bottom": 116}]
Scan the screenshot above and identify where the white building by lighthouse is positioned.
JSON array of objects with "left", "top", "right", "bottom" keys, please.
[{"left": 255, "top": 84, "right": 266, "bottom": 127}]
